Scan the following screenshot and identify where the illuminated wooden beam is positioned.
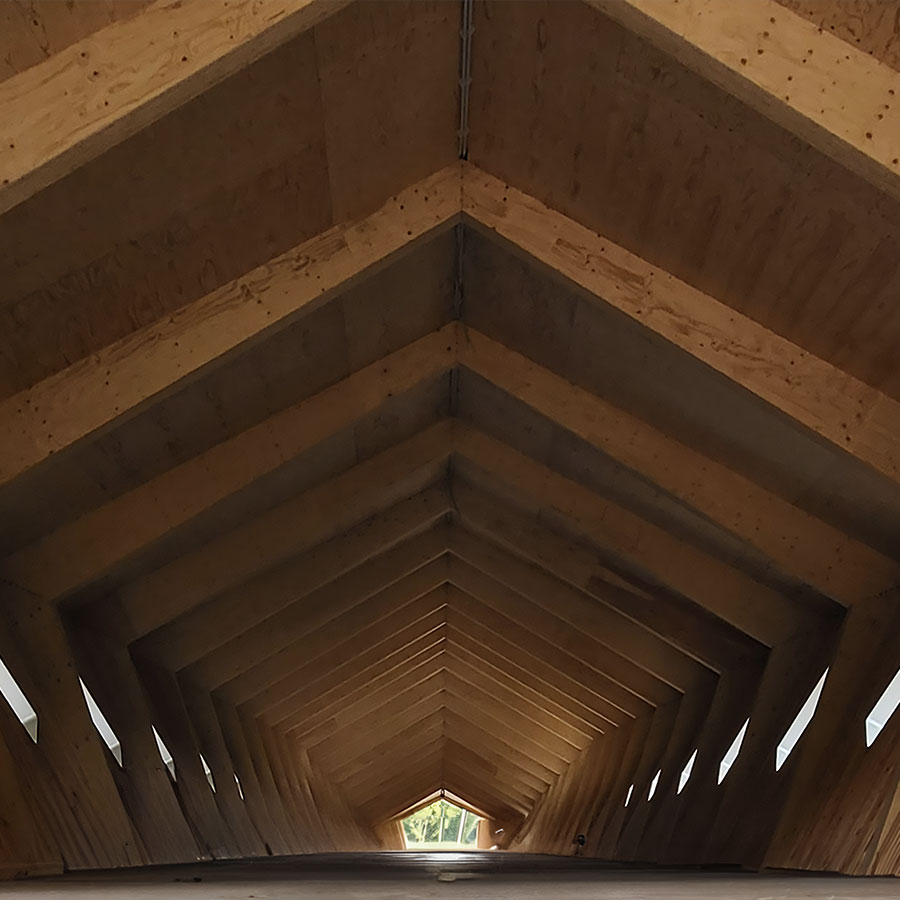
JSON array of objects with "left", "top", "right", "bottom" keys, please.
[
  {"left": 0, "top": 165, "right": 459, "bottom": 491},
  {"left": 454, "top": 423, "right": 818, "bottom": 645},
  {"left": 588, "top": 0, "right": 900, "bottom": 201},
  {"left": 119, "top": 420, "right": 452, "bottom": 637},
  {"left": 0, "top": 0, "right": 349, "bottom": 215},
  {"left": 6, "top": 327, "right": 456, "bottom": 603},
  {"left": 136, "top": 485, "right": 451, "bottom": 668},
  {"left": 459, "top": 326, "right": 900, "bottom": 606},
  {"left": 463, "top": 164, "right": 900, "bottom": 485}
]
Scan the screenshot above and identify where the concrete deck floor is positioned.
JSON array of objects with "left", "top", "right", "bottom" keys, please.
[{"left": 2, "top": 853, "right": 898, "bottom": 898}]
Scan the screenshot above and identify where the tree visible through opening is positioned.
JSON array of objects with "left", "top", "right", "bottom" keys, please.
[{"left": 401, "top": 799, "right": 479, "bottom": 849}]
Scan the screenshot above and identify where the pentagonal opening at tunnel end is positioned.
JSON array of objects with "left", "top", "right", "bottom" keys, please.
[{"left": 401, "top": 797, "right": 479, "bottom": 849}]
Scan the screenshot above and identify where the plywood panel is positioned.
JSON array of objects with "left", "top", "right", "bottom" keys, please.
[
  {"left": 458, "top": 368, "right": 840, "bottom": 610},
  {"left": 315, "top": 0, "right": 459, "bottom": 221},
  {"left": 776, "top": 0, "right": 900, "bottom": 70},
  {"left": 0, "top": 0, "right": 898, "bottom": 874},
  {"left": 469, "top": 0, "right": 900, "bottom": 398},
  {"left": 462, "top": 229, "right": 900, "bottom": 560},
  {"left": 0, "top": 232, "right": 454, "bottom": 557},
  {"left": 0, "top": 1, "right": 459, "bottom": 401},
  {"left": 0, "top": 2, "right": 153, "bottom": 83},
  {"left": 0, "top": 30, "right": 332, "bottom": 398}
]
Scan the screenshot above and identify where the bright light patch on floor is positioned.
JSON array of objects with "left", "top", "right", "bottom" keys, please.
[
  {"left": 234, "top": 773, "right": 245, "bottom": 800},
  {"left": 0, "top": 655, "right": 37, "bottom": 742},
  {"left": 429, "top": 852, "right": 472, "bottom": 863},
  {"left": 624, "top": 783, "right": 634, "bottom": 807},
  {"left": 776, "top": 668, "right": 828, "bottom": 770},
  {"left": 80, "top": 678, "right": 122, "bottom": 766},
  {"left": 153, "top": 725, "right": 176, "bottom": 778},
  {"left": 866, "top": 667, "right": 900, "bottom": 747},
  {"left": 718, "top": 718, "right": 749, "bottom": 784},
  {"left": 200, "top": 754, "right": 216, "bottom": 791},
  {"left": 677, "top": 749, "right": 697, "bottom": 794},
  {"left": 647, "top": 769, "right": 662, "bottom": 801}
]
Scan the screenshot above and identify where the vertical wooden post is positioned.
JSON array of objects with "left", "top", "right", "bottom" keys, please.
[
  {"left": 301, "top": 746, "right": 380, "bottom": 850},
  {"left": 476, "top": 817, "right": 497, "bottom": 849},
  {"left": 765, "top": 589, "right": 900, "bottom": 874},
  {"left": 238, "top": 710, "right": 303, "bottom": 851},
  {"left": 261, "top": 724, "right": 321, "bottom": 850},
  {"left": 0, "top": 705, "right": 62, "bottom": 879},
  {"left": 871, "top": 771, "right": 900, "bottom": 874},
  {"left": 213, "top": 694, "right": 291, "bottom": 854},
  {"left": 629, "top": 677, "right": 717, "bottom": 861},
  {"left": 179, "top": 682, "right": 268, "bottom": 857},
  {"left": 590, "top": 716, "right": 651, "bottom": 858},
  {"left": 66, "top": 603, "right": 203, "bottom": 864},
  {"left": 133, "top": 658, "right": 242, "bottom": 858},
  {"left": 510, "top": 735, "right": 612, "bottom": 855},
  {"left": 276, "top": 731, "right": 335, "bottom": 851},
  {"left": 0, "top": 581, "right": 143, "bottom": 869},
  {"left": 293, "top": 746, "right": 338, "bottom": 851},
  {"left": 550, "top": 739, "right": 608, "bottom": 854},
  {"left": 374, "top": 818, "right": 406, "bottom": 849},
  {"left": 660, "top": 659, "right": 762, "bottom": 864},
  {"left": 609, "top": 700, "right": 680, "bottom": 860},
  {"left": 706, "top": 622, "right": 841, "bottom": 866}
]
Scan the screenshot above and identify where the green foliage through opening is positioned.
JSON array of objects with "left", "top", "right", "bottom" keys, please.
[{"left": 401, "top": 799, "right": 479, "bottom": 847}]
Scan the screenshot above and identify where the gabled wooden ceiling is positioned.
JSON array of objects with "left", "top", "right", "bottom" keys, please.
[{"left": 1, "top": 0, "right": 900, "bottom": 882}]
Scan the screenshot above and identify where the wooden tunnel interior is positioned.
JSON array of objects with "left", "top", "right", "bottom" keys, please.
[{"left": 2, "top": 0, "right": 900, "bottom": 881}]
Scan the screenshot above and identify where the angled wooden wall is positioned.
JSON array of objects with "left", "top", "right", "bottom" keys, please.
[{"left": 0, "top": 0, "right": 899, "bottom": 881}]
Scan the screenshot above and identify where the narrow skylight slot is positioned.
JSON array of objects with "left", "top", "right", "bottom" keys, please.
[
  {"left": 624, "top": 783, "right": 634, "bottom": 807},
  {"left": 647, "top": 769, "right": 662, "bottom": 801},
  {"left": 776, "top": 668, "right": 828, "bottom": 770},
  {"left": 234, "top": 772, "right": 245, "bottom": 800},
  {"left": 718, "top": 718, "right": 749, "bottom": 784},
  {"left": 866, "top": 667, "right": 900, "bottom": 748},
  {"left": 0, "top": 655, "right": 37, "bottom": 742},
  {"left": 677, "top": 749, "right": 697, "bottom": 794},
  {"left": 200, "top": 754, "right": 216, "bottom": 792},
  {"left": 79, "top": 678, "right": 121, "bottom": 766},
  {"left": 153, "top": 725, "right": 176, "bottom": 779}
]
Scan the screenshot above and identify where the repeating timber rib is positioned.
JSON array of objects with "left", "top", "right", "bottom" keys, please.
[{"left": 1, "top": 0, "right": 899, "bottom": 881}]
